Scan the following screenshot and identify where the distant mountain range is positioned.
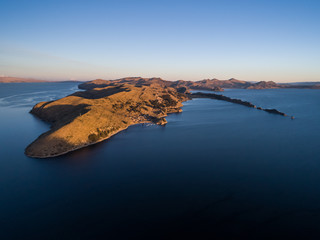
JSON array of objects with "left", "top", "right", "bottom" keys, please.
[
  {"left": 0, "top": 77, "right": 81, "bottom": 83},
  {"left": 282, "top": 81, "right": 320, "bottom": 86},
  {"left": 79, "top": 77, "right": 320, "bottom": 91},
  {"left": 0, "top": 77, "right": 48, "bottom": 83},
  {"left": 2, "top": 76, "right": 320, "bottom": 90}
]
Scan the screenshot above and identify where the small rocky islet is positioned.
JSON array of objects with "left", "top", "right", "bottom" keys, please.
[{"left": 25, "top": 77, "right": 291, "bottom": 158}]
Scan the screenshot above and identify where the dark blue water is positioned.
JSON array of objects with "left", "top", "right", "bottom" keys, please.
[{"left": 1, "top": 83, "right": 320, "bottom": 239}]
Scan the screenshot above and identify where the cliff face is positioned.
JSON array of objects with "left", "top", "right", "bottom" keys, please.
[{"left": 25, "top": 84, "right": 189, "bottom": 158}]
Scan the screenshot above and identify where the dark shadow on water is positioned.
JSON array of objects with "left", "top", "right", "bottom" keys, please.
[{"left": 40, "top": 123, "right": 160, "bottom": 163}]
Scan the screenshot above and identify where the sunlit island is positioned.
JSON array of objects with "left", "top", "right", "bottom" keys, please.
[{"left": 25, "top": 77, "right": 300, "bottom": 158}]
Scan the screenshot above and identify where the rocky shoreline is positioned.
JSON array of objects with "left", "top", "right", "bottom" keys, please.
[{"left": 190, "top": 92, "right": 289, "bottom": 117}]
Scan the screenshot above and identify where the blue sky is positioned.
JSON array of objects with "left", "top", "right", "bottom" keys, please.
[{"left": 0, "top": 0, "right": 319, "bottom": 82}]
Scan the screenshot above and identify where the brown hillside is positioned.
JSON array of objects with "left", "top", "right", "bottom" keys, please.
[{"left": 25, "top": 84, "right": 189, "bottom": 158}]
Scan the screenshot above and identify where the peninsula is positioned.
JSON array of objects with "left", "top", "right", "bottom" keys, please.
[
  {"left": 26, "top": 77, "right": 292, "bottom": 158},
  {"left": 25, "top": 82, "right": 189, "bottom": 158}
]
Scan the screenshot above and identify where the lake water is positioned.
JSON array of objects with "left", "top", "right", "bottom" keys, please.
[{"left": 1, "top": 83, "right": 320, "bottom": 239}]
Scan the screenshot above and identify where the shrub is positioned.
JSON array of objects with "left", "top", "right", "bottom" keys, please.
[
  {"left": 88, "top": 133, "right": 99, "bottom": 142},
  {"left": 161, "top": 94, "right": 177, "bottom": 106}
]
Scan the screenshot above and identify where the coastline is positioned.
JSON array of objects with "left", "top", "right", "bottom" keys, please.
[
  {"left": 25, "top": 84, "right": 188, "bottom": 158},
  {"left": 25, "top": 121, "right": 152, "bottom": 158},
  {"left": 25, "top": 108, "right": 184, "bottom": 159}
]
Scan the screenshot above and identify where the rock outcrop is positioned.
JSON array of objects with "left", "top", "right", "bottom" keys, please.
[
  {"left": 263, "top": 108, "right": 287, "bottom": 116},
  {"left": 191, "top": 92, "right": 257, "bottom": 108}
]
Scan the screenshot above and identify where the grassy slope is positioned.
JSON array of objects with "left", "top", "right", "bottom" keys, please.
[{"left": 25, "top": 84, "right": 188, "bottom": 158}]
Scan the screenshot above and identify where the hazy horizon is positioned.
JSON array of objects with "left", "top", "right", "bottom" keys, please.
[
  {"left": 1, "top": 0, "right": 319, "bottom": 82},
  {"left": 1, "top": 75, "right": 320, "bottom": 84}
]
